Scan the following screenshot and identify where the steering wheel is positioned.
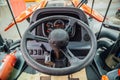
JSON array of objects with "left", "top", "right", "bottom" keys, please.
[{"left": 21, "top": 15, "right": 97, "bottom": 75}]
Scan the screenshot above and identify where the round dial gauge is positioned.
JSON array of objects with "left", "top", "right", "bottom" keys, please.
[
  {"left": 54, "top": 20, "right": 65, "bottom": 29},
  {"left": 46, "top": 22, "right": 53, "bottom": 33},
  {"left": 46, "top": 22, "right": 53, "bottom": 28}
]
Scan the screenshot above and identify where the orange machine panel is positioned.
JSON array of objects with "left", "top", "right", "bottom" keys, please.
[{"left": 10, "top": 0, "right": 26, "bottom": 17}]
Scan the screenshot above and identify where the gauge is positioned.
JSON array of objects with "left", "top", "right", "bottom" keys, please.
[
  {"left": 54, "top": 19, "right": 65, "bottom": 29},
  {"left": 46, "top": 22, "right": 53, "bottom": 34},
  {"left": 46, "top": 22, "right": 53, "bottom": 28}
]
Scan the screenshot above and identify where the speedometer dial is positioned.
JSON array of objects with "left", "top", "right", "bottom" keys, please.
[{"left": 54, "top": 19, "right": 65, "bottom": 29}]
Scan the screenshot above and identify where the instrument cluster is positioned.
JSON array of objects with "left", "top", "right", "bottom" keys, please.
[{"left": 42, "top": 19, "right": 68, "bottom": 36}]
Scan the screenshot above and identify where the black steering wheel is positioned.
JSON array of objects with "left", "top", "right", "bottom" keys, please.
[{"left": 21, "top": 15, "right": 97, "bottom": 75}]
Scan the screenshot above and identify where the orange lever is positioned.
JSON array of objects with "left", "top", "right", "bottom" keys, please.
[
  {"left": 118, "top": 69, "right": 120, "bottom": 76},
  {"left": 71, "top": 0, "right": 104, "bottom": 22},
  {"left": 101, "top": 75, "right": 109, "bottom": 80},
  {"left": 81, "top": 4, "right": 104, "bottom": 22},
  {"left": 4, "top": 0, "right": 47, "bottom": 31}
]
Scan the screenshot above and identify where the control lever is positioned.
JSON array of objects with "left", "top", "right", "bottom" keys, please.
[
  {"left": 103, "top": 22, "right": 120, "bottom": 31},
  {"left": 40, "top": 44, "right": 54, "bottom": 66},
  {"left": 40, "top": 44, "right": 50, "bottom": 53},
  {"left": 44, "top": 52, "right": 52, "bottom": 64}
]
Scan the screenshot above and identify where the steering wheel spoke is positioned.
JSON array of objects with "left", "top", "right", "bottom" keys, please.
[
  {"left": 61, "top": 48, "right": 80, "bottom": 66},
  {"left": 68, "top": 41, "right": 91, "bottom": 50},
  {"left": 26, "top": 32, "right": 48, "bottom": 42},
  {"left": 65, "top": 19, "right": 76, "bottom": 32}
]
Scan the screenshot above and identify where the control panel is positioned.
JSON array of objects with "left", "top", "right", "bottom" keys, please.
[{"left": 27, "top": 41, "right": 51, "bottom": 60}]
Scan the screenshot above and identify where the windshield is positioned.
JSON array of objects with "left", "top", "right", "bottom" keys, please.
[
  {"left": 0, "top": 0, "right": 120, "bottom": 41},
  {"left": 46, "top": 0, "right": 74, "bottom": 7}
]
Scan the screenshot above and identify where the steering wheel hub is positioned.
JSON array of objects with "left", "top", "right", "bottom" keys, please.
[{"left": 48, "top": 29, "right": 69, "bottom": 48}]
